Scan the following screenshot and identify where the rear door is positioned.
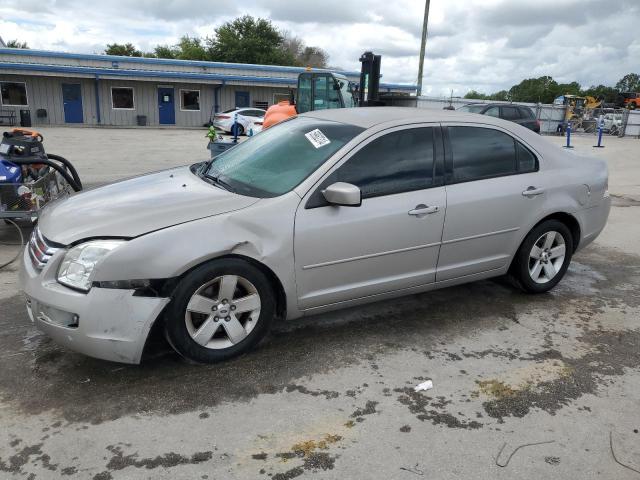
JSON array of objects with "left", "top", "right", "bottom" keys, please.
[
  {"left": 500, "top": 106, "right": 522, "bottom": 126},
  {"left": 294, "top": 125, "right": 446, "bottom": 309},
  {"left": 518, "top": 107, "right": 538, "bottom": 131},
  {"left": 437, "top": 124, "right": 541, "bottom": 281}
]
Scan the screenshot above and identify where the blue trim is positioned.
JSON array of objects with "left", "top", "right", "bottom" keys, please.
[
  {"left": 0, "top": 61, "right": 417, "bottom": 91},
  {"left": 0, "top": 47, "right": 362, "bottom": 76},
  {"left": 0, "top": 62, "right": 298, "bottom": 85}
]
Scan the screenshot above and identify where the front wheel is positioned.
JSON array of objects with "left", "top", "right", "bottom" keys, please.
[
  {"left": 509, "top": 220, "right": 573, "bottom": 293},
  {"left": 164, "top": 258, "right": 275, "bottom": 363}
]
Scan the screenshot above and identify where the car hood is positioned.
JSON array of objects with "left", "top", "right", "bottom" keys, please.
[{"left": 38, "top": 165, "right": 260, "bottom": 245}]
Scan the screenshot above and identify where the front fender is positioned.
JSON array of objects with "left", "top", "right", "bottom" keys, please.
[{"left": 93, "top": 192, "right": 303, "bottom": 319}]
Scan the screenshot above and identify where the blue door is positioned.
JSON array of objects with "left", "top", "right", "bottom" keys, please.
[
  {"left": 62, "top": 84, "right": 84, "bottom": 123},
  {"left": 158, "top": 87, "right": 175, "bottom": 125},
  {"left": 235, "top": 91, "right": 250, "bottom": 108}
]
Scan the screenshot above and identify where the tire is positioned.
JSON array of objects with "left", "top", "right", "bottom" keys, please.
[
  {"left": 509, "top": 220, "right": 573, "bottom": 294},
  {"left": 164, "top": 258, "right": 275, "bottom": 363}
]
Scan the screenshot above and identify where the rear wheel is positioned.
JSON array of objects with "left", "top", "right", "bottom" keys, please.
[
  {"left": 510, "top": 220, "right": 573, "bottom": 293},
  {"left": 164, "top": 258, "right": 275, "bottom": 363}
]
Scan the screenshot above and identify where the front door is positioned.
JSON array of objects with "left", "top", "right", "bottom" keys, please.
[
  {"left": 158, "top": 87, "right": 175, "bottom": 125},
  {"left": 437, "top": 125, "right": 542, "bottom": 281},
  {"left": 61, "top": 84, "right": 83, "bottom": 123},
  {"left": 294, "top": 126, "right": 446, "bottom": 310},
  {"left": 235, "top": 91, "right": 250, "bottom": 108}
]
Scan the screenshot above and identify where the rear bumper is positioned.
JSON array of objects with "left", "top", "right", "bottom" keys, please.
[{"left": 19, "top": 247, "right": 169, "bottom": 364}]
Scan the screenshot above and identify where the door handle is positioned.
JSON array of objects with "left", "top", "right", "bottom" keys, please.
[
  {"left": 522, "top": 186, "right": 545, "bottom": 197},
  {"left": 408, "top": 204, "right": 439, "bottom": 216}
]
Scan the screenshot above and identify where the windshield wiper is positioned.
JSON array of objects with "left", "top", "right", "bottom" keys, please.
[{"left": 203, "top": 172, "right": 236, "bottom": 193}]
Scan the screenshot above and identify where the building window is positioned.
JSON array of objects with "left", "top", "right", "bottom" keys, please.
[
  {"left": 180, "top": 90, "right": 200, "bottom": 111},
  {"left": 111, "top": 87, "right": 135, "bottom": 110},
  {"left": 1, "top": 82, "right": 28, "bottom": 106}
]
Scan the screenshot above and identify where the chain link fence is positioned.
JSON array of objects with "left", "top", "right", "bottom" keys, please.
[{"left": 416, "top": 96, "right": 639, "bottom": 137}]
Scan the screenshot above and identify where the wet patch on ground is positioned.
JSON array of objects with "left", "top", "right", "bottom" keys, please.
[
  {"left": 102, "top": 444, "right": 213, "bottom": 473},
  {"left": 251, "top": 434, "right": 342, "bottom": 479},
  {"left": 284, "top": 384, "right": 340, "bottom": 400},
  {"left": 478, "top": 328, "right": 640, "bottom": 421},
  {"left": 395, "top": 387, "right": 483, "bottom": 429}
]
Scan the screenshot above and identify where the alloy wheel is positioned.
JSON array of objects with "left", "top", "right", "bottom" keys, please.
[
  {"left": 184, "top": 275, "right": 261, "bottom": 349},
  {"left": 528, "top": 231, "right": 566, "bottom": 284}
]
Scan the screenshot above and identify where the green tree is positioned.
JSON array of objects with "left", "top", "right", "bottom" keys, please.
[
  {"left": 154, "top": 45, "right": 178, "bottom": 59},
  {"left": 282, "top": 32, "right": 329, "bottom": 68},
  {"left": 490, "top": 90, "right": 510, "bottom": 101},
  {"left": 615, "top": 73, "right": 640, "bottom": 92},
  {"left": 6, "top": 39, "right": 29, "bottom": 48},
  {"left": 206, "top": 16, "right": 296, "bottom": 65},
  {"left": 463, "top": 90, "right": 488, "bottom": 99},
  {"left": 104, "top": 43, "right": 142, "bottom": 57},
  {"left": 508, "top": 76, "right": 559, "bottom": 103},
  {"left": 174, "top": 35, "right": 208, "bottom": 60},
  {"left": 581, "top": 84, "right": 618, "bottom": 103}
]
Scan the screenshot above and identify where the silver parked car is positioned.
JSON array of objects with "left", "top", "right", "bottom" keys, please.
[{"left": 20, "top": 108, "right": 610, "bottom": 364}]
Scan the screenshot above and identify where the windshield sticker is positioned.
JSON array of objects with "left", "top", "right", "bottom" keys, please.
[{"left": 305, "top": 129, "right": 331, "bottom": 149}]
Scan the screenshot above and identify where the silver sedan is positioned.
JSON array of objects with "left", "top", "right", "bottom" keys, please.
[{"left": 20, "top": 108, "right": 610, "bottom": 364}]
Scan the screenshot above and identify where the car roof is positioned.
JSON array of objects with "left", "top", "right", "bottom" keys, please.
[{"left": 300, "top": 106, "right": 505, "bottom": 129}]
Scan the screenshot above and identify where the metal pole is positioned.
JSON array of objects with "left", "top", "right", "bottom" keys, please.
[
  {"left": 564, "top": 122, "right": 573, "bottom": 148},
  {"left": 416, "top": 0, "right": 431, "bottom": 97}
]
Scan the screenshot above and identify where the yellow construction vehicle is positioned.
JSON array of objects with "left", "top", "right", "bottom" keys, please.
[{"left": 554, "top": 95, "right": 602, "bottom": 131}]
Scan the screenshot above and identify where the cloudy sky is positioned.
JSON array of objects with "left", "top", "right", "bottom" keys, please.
[{"left": 1, "top": 0, "right": 638, "bottom": 96}]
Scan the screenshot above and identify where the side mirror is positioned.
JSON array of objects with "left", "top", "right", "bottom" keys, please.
[{"left": 322, "top": 182, "right": 361, "bottom": 207}]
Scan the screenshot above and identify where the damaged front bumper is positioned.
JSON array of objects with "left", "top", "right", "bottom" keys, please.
[{"left": 20, "top": 246, "right": 169, "bottom": 364}]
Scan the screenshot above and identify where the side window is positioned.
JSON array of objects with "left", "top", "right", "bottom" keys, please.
[
  {"left": 335, "top": 128, "right": 435, "bottom": 199},
  {"left": 516, "top": 142, "right": 537, "bottom": 172},
  {"left": 448, "top": 127, "right": 517, "bottom": 182},
  {"left": 484, "top": 106, "right": 500, "bottom": 117},
  {"left": 501, "top": 106, "right": 521, "bottom": 120},
  {"left": 297, "top": 74, "right": 312, "bottom": 113},
  {"left": 519, "top": 107, "right": 535, "bottom": 119}
]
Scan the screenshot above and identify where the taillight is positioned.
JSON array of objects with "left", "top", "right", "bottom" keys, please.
[
  {"left": 254, "top": 121, "right": 263, "bottom": 125},
  {"left": 216, "top": 115, "right": 230, "bottom": 119}
]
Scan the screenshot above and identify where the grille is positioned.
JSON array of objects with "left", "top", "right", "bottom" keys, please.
[{"left": 28, "top": 227, "right": 60, "bottom": 270}]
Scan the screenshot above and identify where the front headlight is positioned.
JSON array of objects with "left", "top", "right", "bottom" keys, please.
[{"left": 57, "top": 240, "right": 125, "bottom": 292}]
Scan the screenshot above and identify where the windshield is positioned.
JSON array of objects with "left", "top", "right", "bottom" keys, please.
[
  {"left": 458, "top": 105, "right": 486, "bottom": 113},
  {"left": 204, "top": 117, "right": 364, "bottom": 197},
  {"left": 338, "top": 78, "right": 357, "bottom": 108}
]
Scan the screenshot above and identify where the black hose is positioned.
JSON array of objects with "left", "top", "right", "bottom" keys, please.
[
  {"left": 7, "top": 157, "right": 82, "bottom": 192},
  {"left": 0, "top": 219, "right": 24, "bottom": 270},
  {"left": 46, "top": 153, "right": 83, "bottom": 190}
]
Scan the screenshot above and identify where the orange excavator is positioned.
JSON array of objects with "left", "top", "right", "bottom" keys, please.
[{"left": 263, "top": 52, "right": 383, "bottom": 129}]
